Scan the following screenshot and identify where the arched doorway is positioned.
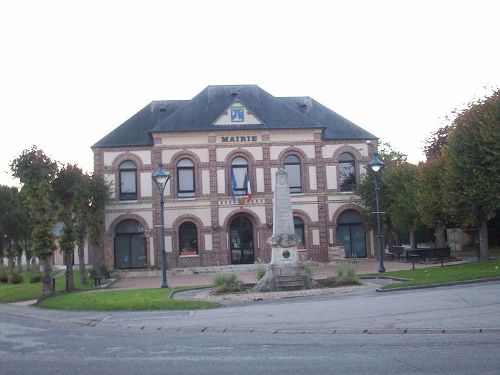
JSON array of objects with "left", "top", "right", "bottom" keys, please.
[
  {"left": 229, "top": 216, "right": 254, "bottom": 264},
  {"left": 114, "top": 219, "right": 147, "bottom": 269},
  {"left": 336, "top": 210, "right": 366, "bottom": 258}
]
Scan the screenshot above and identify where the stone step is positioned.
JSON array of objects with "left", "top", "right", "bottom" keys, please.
[
  {"left": 276, "top": 276, "right": 306, "bottom": 282},
  {"left": 278, "top": 283, "right": 306, "bottom": 289},
  {"left": 276, "top": 275, "right": 308, "bottom": 290},
  {"left": 276, "top": 275, "right": 306, "bottom": 280},
  {"left": 278, "top": 284, "right": 307, "bottom": 291}
]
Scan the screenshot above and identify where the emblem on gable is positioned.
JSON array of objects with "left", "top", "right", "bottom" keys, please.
[
  {"left": 213, "top": 102, "right": 261, "bottom": 126},
  {"left": 230, "top": 108, "right": 244, "bottom": 122}
]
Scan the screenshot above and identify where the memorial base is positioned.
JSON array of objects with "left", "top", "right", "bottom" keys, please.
[{"left": 253, "top": 248, "right": 319, "bottom": 292}]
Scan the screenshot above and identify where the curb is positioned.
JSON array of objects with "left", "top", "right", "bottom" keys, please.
[
  {"left": 360, "top": 276, "right": 411, "bottom": 282},
  {"left": 169, "top": 286, "right": 211, "bottom": 299},
  {"left": 376, "top": 276, "right": 500, "bottom": 292}
]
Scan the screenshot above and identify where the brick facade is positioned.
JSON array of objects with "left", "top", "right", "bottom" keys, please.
[{"left": 94, "top": 132, "right": 376, "bottom": 270}]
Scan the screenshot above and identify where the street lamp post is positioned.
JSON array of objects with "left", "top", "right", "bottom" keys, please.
[
  {"left": 368, "top": 153, "right": 386, "bottom": 273},
  {"left": 152, "top": 164, "right": 171, "bottom": 288}
]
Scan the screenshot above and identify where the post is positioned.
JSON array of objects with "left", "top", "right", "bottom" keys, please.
[
  {"left": 159, "top": 191, "right": 168, "bottom": 288},
  {"left": 368, "top": 153, "right": 385, "bottom": 273},
  {"left": 152, "top": 164, "right": 171, "bottom": 289},
  {"left": 374, "top": 174, "right": 385, "bottom": 273}
]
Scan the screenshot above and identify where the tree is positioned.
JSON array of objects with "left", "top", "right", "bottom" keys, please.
[
  {"left": 356, "top": 143, "right": 415, "bottom": 248},
  {"left": 74, "top": 173, "right": 92, "bottom": 285},
  {"left": 416, "top": 158, "right": 447, "bottom": 247},
  {"left": 53, "top": 164, "right": 84, "bottom": 291},
  {"left": 383, "top": 162, "right": 420, "bottom": 248},
  {"left": 443, "top": 89, "right": 500, "bottom": 259},
  {"left": 0, "top": 186, "right": 17, "bottom": 271},
  {"left": 417, "top": 125, "right": 451, "bottom": 248},
  {"left": 0, "top": 186, "right": 31, "bottom": 272},
  {"left": 423, "top": 125, "right": 450, "bottom": 162},
  {"left": 10, "top": 146, "right": 58, "bottom": 299},
  {"left": 85, "top": 173, "right": 110, "bottom": 270},
  {"left": 52, "top": 166, "right": 109, "bottom": 287}
]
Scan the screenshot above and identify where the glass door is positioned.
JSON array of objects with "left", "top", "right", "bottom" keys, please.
[
  {"left": 336, "top": 224, "right": 367, "bottom": 258},
  {"left": 114, "top": 234, "right": 147, "bottom": 269},
  {"left": 230, "top": 216, "right": 254, "bottom": 264},
  {"left": 350, "top": 224, "right": 367, "bottom": 257}
]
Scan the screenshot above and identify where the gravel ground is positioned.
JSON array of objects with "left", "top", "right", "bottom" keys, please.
[{"left": 183, "top": 281, "right": 378, "bottom": 303}]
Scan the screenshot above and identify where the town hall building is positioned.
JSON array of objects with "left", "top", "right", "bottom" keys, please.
[{"left": 92, "top": 85, "right": 379, "bottom": 271}]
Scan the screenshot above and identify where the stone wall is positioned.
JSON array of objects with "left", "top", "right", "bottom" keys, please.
[{"left": 328, "top": 244, "right": 345, "bottom": 262}]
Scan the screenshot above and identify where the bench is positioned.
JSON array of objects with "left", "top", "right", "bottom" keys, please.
[
  {"left": 386, "top": 245, "right": 405, "bottom": 260},
  {"left": 90, "top": 266, "right": 110, "bottom": 287},
  {"left": 404, "top": 247, "right": 451, "bottom": 269}
]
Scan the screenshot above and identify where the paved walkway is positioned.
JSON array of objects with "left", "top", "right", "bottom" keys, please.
[{"left": 110, "top": 258, "right": 470, "bottom": 290}]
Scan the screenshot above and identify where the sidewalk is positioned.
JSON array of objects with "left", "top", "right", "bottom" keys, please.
[{"left": 111, "top": 258, "right": 468, "bottom": 290}]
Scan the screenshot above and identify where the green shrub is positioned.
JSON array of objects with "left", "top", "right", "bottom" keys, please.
[
  {"left": 0, "top": 271, "right": 8, "bottom": 283},
  {"left": 335, "top": 262, "right": 360, "bottom": 286},
  {"left": 256, "top": 265, "right": 267, "bottom": 280},
  {"left": 212, "top": 273, "right": 241, "bottom": 294},
  {"left": 302, "top": 262, "right": 312, "bottom": 276},
  {"left": 9, "top": 273, "right": 24, "bottom": 284},
  {"left": 30, "top": 273, "right": 42, "bottom": 283}
]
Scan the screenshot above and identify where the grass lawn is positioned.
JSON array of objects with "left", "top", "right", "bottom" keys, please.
[
  {"left": 37, "top": 288, "right": 221, "bottom": 311},
  {"left": 0, "top": 270, "right": 93, "bottom": 303},
  {"left": 376, "top": 259, "right": 500, "bottom": 289}
]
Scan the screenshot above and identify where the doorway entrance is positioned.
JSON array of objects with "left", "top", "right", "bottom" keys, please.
[
  {"left": 229, "top": 216, "right": 254, "bottom": 264},
  {"left": 336, "top": 210, "right": 367, "bottom": 258},
  {"left": 114, "top": 219, "right": 147, "bottom": 269}
]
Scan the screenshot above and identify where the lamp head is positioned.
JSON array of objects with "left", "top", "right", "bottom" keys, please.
[
  {"left": 152, "top": 164, "right": 171, "bottom": 192},
  {"left": 368, "top": 153, "right": 385, "bottom": 174}
]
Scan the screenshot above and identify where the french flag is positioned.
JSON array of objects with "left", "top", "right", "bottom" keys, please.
[
  {"left": 231, "top": 170, "right": 237, "bottom": 203},
  {"left": 246, "top": 177, "right": 252, "bottom": 202}
]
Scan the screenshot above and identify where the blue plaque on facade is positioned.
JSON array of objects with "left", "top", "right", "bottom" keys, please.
[{"left": 231, "top": 108, "right": 244, "bottom": 122}]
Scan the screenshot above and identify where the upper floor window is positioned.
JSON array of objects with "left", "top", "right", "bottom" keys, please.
[
  {"left": 231, "top": 157, "right": 248, "bottom": 196},
  {"left": 179, "top": 221, "right": 198, "bottom": 255},
  {"left": 119, "top": 161, "right": 137, "bottom": 200},
  {"left": 284, "top": 154, "right": 302, "bottom": 193},
  {"left": 339, "top": 152, "right": 356, "bottom": 192},
  {"left": 177, "top": 158, "right": 195, "bottom": 198},
  {"left": 293, "top": 216, "right": 305, "bottom": 248}
]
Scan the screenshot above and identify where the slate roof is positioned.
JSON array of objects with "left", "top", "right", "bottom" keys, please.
[{"left": 92, "top": 85, "right": 376, "bottom": 148}]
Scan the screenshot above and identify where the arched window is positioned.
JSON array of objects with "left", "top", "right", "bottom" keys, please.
[
  {"left": 284, "top": 154, "right": 302, "bottom": 193},
  {"left": 179, "top": 221, "right": 198, "bottom": 255},
  {"left": 114, "top": 219, "right": 147, "bottom": 269},
  {"left": 293, "top": 216, "right": 305, "bottom": 248},
  {"left": 177, "top": 158, "right": 195, "bottom": 198},
  {"left": 231, "top": 157, "right": 248, "bottom": 196},
  {"left": 119, "top": 161, "right": 137, "bottom": 200},
  {"left": 339, "top": 153, "right": 356, "bottom": 192}
]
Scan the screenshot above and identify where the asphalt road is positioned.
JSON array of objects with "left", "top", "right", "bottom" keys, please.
[{"left": 1, "top": 281, "right": 500, "bottom": 375}]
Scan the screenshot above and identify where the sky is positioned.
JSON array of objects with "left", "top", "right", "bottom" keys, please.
[{"left": 1, "top": 0, "right": 499, "bottom": 187}]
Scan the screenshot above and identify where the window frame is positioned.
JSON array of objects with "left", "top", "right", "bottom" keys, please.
[
  {"left": 176, "top": 158, "right": 196, "bottom": 198},
  {"left": 339, "top": 152, "right": 356, "bottom": 192},
  {"left": 119, "top": 160, "right": 137, "bottom": 201},
  {"left": 293, "top": 216, "right": 305, "bottom": 248},
  {"left": 231, "top": 157, "right": 248, "bottom": 196},
  {"left": 179, "top": 221, "right": 198, "bottom": 255},
  {"left": 284, "top": 154, "right": 302, "bottom": 193}
]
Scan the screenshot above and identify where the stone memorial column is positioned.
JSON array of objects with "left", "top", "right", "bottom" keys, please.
[{"left": 268, "top": 168, "right": 300, "bottom": 270}]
